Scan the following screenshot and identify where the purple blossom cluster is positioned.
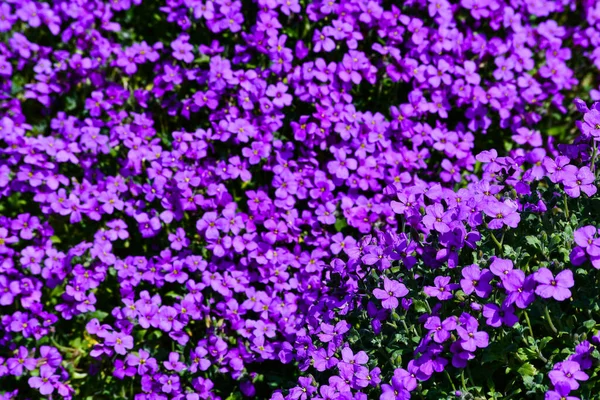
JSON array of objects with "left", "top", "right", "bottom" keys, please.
[
  {"left": 545, "top": 339, "right": 596, "bottom": 400},
  {"left": 2, "top": 0, "right": 600, "bottom": 398},
  {"left": 571, "top": 225, "right": 600, "bottom": 269},
  {"left": 273, "top": 114, "right": 600, "bottom": 398}
]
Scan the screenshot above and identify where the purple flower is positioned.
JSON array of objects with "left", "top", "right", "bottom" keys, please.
[
  {"left": 490, "top": 257, "right": 514, "bottom": 278},
  {"left": 548, "top": 361, "right": 589, "bottom": 390},
  {"left": 290, "top": 376, "right": 317, "bottom": 400},
  {"left": 460, "top": 265, "right": 493, "bottom": 298},
  {"left": 330, "top": 233, "right": 357, "bottom": 255},
  {"left": 316, "top": 202, "right": 337, "bottom": 225},
  {"left": 534, "top": 268, "right": 574, "bottom": 301},
  {"left": 28, "top": 365, "right": 58, "bottom": 395},
  {"left": 484, "top": 200, "right": 520, "bottom": 229},
  {"left": 11, "top": 213, "right": 39, "bottom": 239},
  {"left": 424, "top": 276, "right": 458, "bottom": 301},
  {"left": 457, "top": 60, "right": 480, "bottom": 85},
  {"left": 39, "top": 346, "right": 62, "bottom": 369},
  {"left": 16, "top": 2, "right": 41, "bottom": 27},
  {"left": 393, "top": 367, "right": 418, "bottom": 391},
  {"left": 312, "top": 343, "right": 339, "bottom": 372},
  {"left": 503, "top": 270, "right": 536, "bottom": 309},
  {"left": 574, "top": 226, "right": 600, "bottom": 256},
  {"left": 456, "top": 313, "right": 489, "bottom": 352},
  {"left": 313, "top": 29, "right": 335, "bottom": 53},
  {"left": 373, "top": 277, "right": 408, "bottom": 309},
  {"left": 563, "top": 167, "right": 597, "bottom": 198},
  {"left": 160, "top": 374, "right": 181, "bottom": 393},
  {"left": 424, "top": 316, "right": 457, "bottom": 343},
  {"left": 0, "top": 227, "right": 18, "bottom": 254},
  {"left": 189, "top": 346, "right": 210, "bottom": 373},
  {"left": 422, "top": 203, "right": 453, "bottom": 233},
  {"left": 266, "top": 83, "right": 293, "bottom": 108},
  {"left": 427, "top": 59, "right": 452, "bottom": 88},
  {"left": 582, "top": 109, "right": 600, "bottom": 138},
  {"left": 135, "top": 213, "right": 161, "bottom": 238},
  {"left": 0, "top": 4, "right": 15, "bottom": 32},
  {"left": 171, "top": 34, "right": 194, "bottom": 63},
  {"left": 242, "top": 141, "right": 271, "bottom": 165},
  {"left": 196, "top": 212, "right": 220, "bottom": 239},
  {"left": 493, "top": 56, "right": 515, "bottom": 81},
  {"left": 106, "top": 332, "right": 134, "bottom": 355},
  {"left": 168, "top": 227, "right": 189, "bottom": 251},
  {"left": 341, "top": 347, "right": 368, "bottom": 366},
  {"left": 327, "top": 147, "right": 357, "bottom": 180},
  {"left": 545, "top": 381, "right": 579, "bottom": 400},
  {"left": 543, "top": 156, "right": 578, "bottom": 183},
  {"left": 317, "top": 321, "right": 350, "bottom": 343},
  {"left": 7, "top": 346, "right": 36, "bottom": 376},
  {"left": 482, "top": 303, "right": 518, "bottom": 328},
  {"left": 126, "top": 349, "right": 158, "bottom": 375},
  {"left": 380, "top": 376, "right": 410, "bottom": 400},
  {"left": 164, "top": 352, "right": 186, "bottom": 372}
]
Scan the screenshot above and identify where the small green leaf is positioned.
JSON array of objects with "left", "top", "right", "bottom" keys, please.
[
  {"left": 87, "top": 310, "right": 109, "bottom": 321},
  {"left": 539, "top": 336, "right": 553, "bottom": 350},
  {"left": 524, "top": 236, "right": 542, "bottom": 250},
  {"left": 503, "top": 244, "right": 516, "bottom": 257},
  {"left": 412, "top": 299, "right": 428, "bottom": 313},
  {"left": 584, "top": 319, "right": 596, "bottom": 330},
  {"left": 522, "top": 375, "right": 535, "bottom": 388},
  {"left": 335, "top": 217, "right": 347, "bottom": 232},
  {"left": 517, "top": 362, "right": 538, "bottom": 378}
]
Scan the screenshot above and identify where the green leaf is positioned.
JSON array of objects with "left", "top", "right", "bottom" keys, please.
[
  {"left": 390, "top": 349, "right": 403, "bottom": 366},
  {"left": 524, "top": 236, "right": 542, "bottom": 250},
  {"left": 503, "top": 244, "right": 516, "bottom": 258},
  {"left": 538, "top": 336, "right": 553, "bottom": 350},
  {"left": 335, "top": 217, "right": 347, "bottom": 232},
  {"left": 584, "top": 319, "right": 596, "bottom": 330},
  {"left": 517, "top": 362, "right": 538, "bottom": 378},
  {"left": 549, "top": 233, "right": 563, "bottom": 246},
  {"left": 516, "top": 346, "right": 538, "bottom": 362},
  {"left": 522, "top": 375, "right": 535, "bottom": 389},
  {"left": 87, "top": 310, "right": 109, "bottom": 321},
  {"left": 412, "top": 299, "right": 429, "bottom": 313},
  {"left": 71, "top": 371, "right": 88, "bottom": 380}
]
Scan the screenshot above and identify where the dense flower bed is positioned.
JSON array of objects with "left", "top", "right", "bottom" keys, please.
[{"left": 3, "top": 0, "right": 600, "bottom": 399}]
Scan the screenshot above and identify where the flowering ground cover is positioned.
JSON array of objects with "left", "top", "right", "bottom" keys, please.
[{"left": 4, "top": 0, "right": 600, "bottom": 399}]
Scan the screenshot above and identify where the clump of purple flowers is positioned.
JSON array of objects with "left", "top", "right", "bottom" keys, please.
[{"left": 2, "top": 0, "right": 600, "bottom": 399}]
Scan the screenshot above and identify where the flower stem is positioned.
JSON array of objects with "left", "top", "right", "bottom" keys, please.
[
  {"left": 544, "top": 305, "right": 558, "bottom": 334},
  {"left": 523, "top": 310, "right": 548, "bottom": 363},
  {"left": 489, "top": 232, "right": 503, "bottom": 253},
  {"left": 445, "top": 370, "right": 457, "bottom": 392},
  {"left": 466, "top": 365, "right": 477, "bottom": 394},
  {"left": 524, "top": 310, "right": 535, "bottom": 339},
  {"left": 401, "top": 319, "right": 409, "bottom": 333}
]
